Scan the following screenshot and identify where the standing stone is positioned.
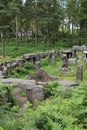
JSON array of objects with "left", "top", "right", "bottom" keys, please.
[
  {"left": 76, "top": 65, "right": 83, "bottom": 81},
  {"left": 72, "top": 50, "right": 76, "bottom": 58},
  {"left": 0, "top": 71, "right": 3, "bottom": 78},
  {"left": 2, "top": 67, "right": 8, "bottom": 76},
  {"left": 51, "top": 55, "right": 55, "bottom": 65},
  {"left": 35, "top": 61, "right": 40, "bottom": 71},
  {"left": 7, "top": 63, "right": 12, "bottom": 75},
  {"left": 0, "top": 63, "right": 2, "bottom": 71},
  {"left": 61, "top": 55, "right": 68, "bottom": 68},
  {"left": 84, "top": 59, "right": 87, "bottom": 68}
]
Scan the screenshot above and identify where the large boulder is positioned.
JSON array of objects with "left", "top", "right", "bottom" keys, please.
[
  {"left": 31, "top": 68, "right": 51, "bottom": 82},
  {"left": 26, "top": 85, "right": 44, "bottom": 105}
]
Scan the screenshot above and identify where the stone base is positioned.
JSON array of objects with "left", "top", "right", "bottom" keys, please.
[{"left": 60, "top": 67, "right": 70, "bottom": 72}]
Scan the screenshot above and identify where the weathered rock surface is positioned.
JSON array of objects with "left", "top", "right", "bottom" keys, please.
[
  {"left": 26, "top": 86, "right": 44, "bottom": 104},
  {"left": 76, "top": 65, "right": 83, "bottom": 81},
  {"left": 72, "top": 45, "right": 87, "bottom": 51},
  {"left": 58, "top": 80, "right": 78, "bottom": 87},
  {"left": 2, "top": 78, "right": 37, "bottom": 89},
  {"left": 2, "top": 78, "right": 44, "bottom": 105},
  {"left": 68, "top": 58, "right": 77, "bottom": 65},
  {"left": 31, "top": 68, "right": 52, "bottom": 82}
]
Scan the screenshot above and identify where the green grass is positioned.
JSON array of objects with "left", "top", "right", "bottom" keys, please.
[
  {"left": 0, "top": 38, "right": 67, "bottom": 60},
  {"left": 0, "top": 38, "right": 87, "bottom": 84},
  {"left": 39, "top": 55, "right": 87, "bottom": 84}
]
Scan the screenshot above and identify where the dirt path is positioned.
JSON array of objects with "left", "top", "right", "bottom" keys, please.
[{"left": 13, "top": 88, "right": 28, "bottom": 108}]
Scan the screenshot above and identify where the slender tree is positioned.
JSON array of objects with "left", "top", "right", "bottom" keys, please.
[
  {"left": 8, "top": 0, "right": 22, "bottom": 49},
  {"left": 0, "top": 1, "right": 12, "bottom": 57}
]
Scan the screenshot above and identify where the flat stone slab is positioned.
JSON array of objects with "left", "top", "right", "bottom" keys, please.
[
  {"left": 62, "top": 50, "right": 72, "bottom": 54},
  {"left": 72, "top": 45, "right": 87, "bottom": 51},
  {"left": 2, "top": 78, "right": 38, "bottom": 90},
  {"left": 58, "top": 80, "right": 78, "bottom": 87}
]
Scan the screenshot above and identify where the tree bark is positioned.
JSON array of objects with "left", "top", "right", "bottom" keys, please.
[
  {"left": 36, "top": 22, "right": 39, "bottom": 47},
  {"left": 1, "top": 31, "right": 5, "bottom": 57},
  {"left": 16, "top": 15, "right": 18, "bottom": 49}
]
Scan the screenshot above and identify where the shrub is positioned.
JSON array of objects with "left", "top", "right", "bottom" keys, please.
[
  {"left": 11, "top": 67, "right": 27, "bottom": 78},
  {"left": 43, "top": 81, "right": 59, "bottom": 98},
  {"left": 40, "top": 57, "right": 50, "bottom": 66},
  {"left": 24, "top": 62, "right": 34, "bottom": 70}
]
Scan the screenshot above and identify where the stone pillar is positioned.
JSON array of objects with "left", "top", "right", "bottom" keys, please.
[
  {"left": 2, "top": 66, "right": 8, "bottom": 77},
  {"left": 61, "top": 55, "right": 68, "bottom": 68},
  {"left": 76, "top": 65, "right": 83, "bottom": 81},
  {"left": 72, "top": 50, "right": 76, "bottom": 58},
  {"left": 51, "top": 55, "right": 55, "bottom": 65},
  {"left": 0, "top": 63, "right": 2, "bottom": 71},
  {"left": 35, "top": 61, "right": 40, "bottom": 71},
  {"left": 0, "top": 71, "right": 3, "bottom": 78},
  {"left": 84, "top": 59, "right": 87, "bottom": 68},
  {"left": 7, "top": 63, "right": 12, "bottom": 75}
]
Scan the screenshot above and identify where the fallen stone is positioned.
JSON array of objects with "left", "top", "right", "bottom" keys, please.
[
  {"left": 58, "top": 80, "right": 78, "bottom": 87},
  {"left": 2, "top": 78, "right": 37, "bottom": 90}
]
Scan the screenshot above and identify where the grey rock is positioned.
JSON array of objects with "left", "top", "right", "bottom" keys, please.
[
  {"left": 35, "top": 61, "right": 41, "bottom": 71},
  {"left": 58, "top": 80, "right": 78, "bottom": 87},
  {"left": 76, "top": 65, "right": 83, "bottom": 81},
  {"left": 68, "top": 58, "right": 77, "bottom": 65}
]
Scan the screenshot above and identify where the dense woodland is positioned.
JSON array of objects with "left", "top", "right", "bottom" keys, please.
[
  {"left": 0, "top": 0, "right": 87, "bottom": 130},
  {"left": 0, "top": 0, "right": 87, "bottom": 57}
]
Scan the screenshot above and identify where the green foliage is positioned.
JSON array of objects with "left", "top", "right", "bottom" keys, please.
[
  {"left": 24, "top": 62, "right": 34, "bottom": 70},
  {"left": 0, "top": 82, "right": 22, "bottom": 130},
  {"left": 0, "top": 127, "right": 4, "bottom": 130},
  {"left": 10, "top": 62, "right": 34, "bottom": 78},
  {"left": 20, "top": 88, "right": 26, "bottom": 97},
  {"left": 1, "top": 78, "right": 87, "bottom": 130},
  {"left": 11, "top": 67, "right": 28, "bottom": 78},
  {"left": 20, "top": 82, "right": 87, "bottom": 130},
  {"left": 43, "top": 81, "right": 59, "bottom": 98},
  {"left": 40, "top": 57, "right": 50, "bottom": 66},
  {"left": 0, "top": 82, "right": 16, "bottom": 107}
]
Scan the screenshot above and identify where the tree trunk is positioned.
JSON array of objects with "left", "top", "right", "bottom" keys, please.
[
  {"left": 25, "top": 30, "right": 28, "bottom": 46},
  {"left": 47, "top": 24, "right": 50, "bottom": 48},
  {"left": 25, "top": 20, "right": 28, "bottom": 47},
  {"left": 36, "top": 22, "right": 38, "bottom": 47},
  {"left": 16, "top": 15, "right": 18, "bottom": 49},
  {"left": 62, "top": 22, "right": 65, "bottom": 38},
  {"left": 72, "top": 22, "right": 74, "bottom": 36},
  {"left": 1, "top": 31, "right": 5, "bottom": 57}
]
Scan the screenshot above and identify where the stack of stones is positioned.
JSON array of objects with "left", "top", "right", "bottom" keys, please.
[
  {"left": 0, "top": 59, "right": 24, "bottom": 78},
  {"left": 0, "top": 50, "right": 60, "bottom": 78}
]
